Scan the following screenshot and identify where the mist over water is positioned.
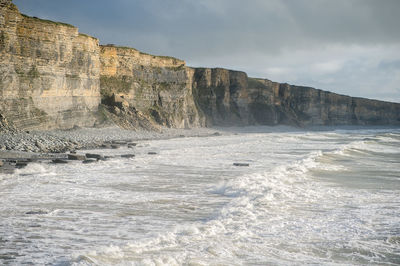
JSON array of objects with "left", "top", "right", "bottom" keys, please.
[{"left": 1, "top": 127, "right": 399, "bottom": 265}]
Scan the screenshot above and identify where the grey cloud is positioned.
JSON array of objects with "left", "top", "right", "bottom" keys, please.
[
  {"left": 282, "top": 0, "right": 400, "bottom": 44},
  {"left": 378, "top": 60, "right": 400, "bottom": 70},
  {"left": 14, "top": 0, "right": 400, "bottom": 56}
]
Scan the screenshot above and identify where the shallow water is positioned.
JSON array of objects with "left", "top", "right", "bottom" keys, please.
[{"left": 1, "top": 127, "right": 399, "bottom": 265}]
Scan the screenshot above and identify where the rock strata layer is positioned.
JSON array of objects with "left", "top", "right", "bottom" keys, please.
[
  {"left": 1, "top": 0, "right": 399, "bottom": 131},
  {"left": 191, "top": 68, "right": 250, "bottom": 126},
  {"left": 246, "top": 78, "right": 400, "bottom": 126},
  {"left": 99, "top": 45, "right": 205, "bottom": 129},
  {"left": 0, "top": 0, "right": 100, "bottom": 130}
]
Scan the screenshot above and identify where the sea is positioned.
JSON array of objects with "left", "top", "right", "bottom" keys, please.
[{"left": 0, "top": 127, "right": 399, "bottom": 265}]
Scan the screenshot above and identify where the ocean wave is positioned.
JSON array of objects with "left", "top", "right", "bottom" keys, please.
[
  {"left": 332, "top": 138, "right": 400, "bottom": 158},
  {"left": 14, "top": 162, "right": 53, "bottom": 176},
  {"left": 377, "top": 132, "right": 400, "bottom": 141},
  {"left": 6, "top": 129, "right": 399, "bottom": 265},
  {"left": 70, "top": 150, "right": 341, "bottom": 265}
]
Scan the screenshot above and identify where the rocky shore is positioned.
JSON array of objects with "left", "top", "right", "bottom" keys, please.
[
  {"left": 0, "top": 126, "right": 221, "bottom": 173},
  {"left": 0, "top": 126, "right": 219, "bottom": 153},
  {"left": 1, "top": 124, "right": 397, "bottom": 174}
]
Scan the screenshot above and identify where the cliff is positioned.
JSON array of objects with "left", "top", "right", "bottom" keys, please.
[
  {"left": 189, "top": 70, "right": 400, "bottom": 127},
  {"left": 0, "top": 0, "right": 100, "bottom": 130},
  {"left": 190, "top": 68, "right": 250, "bottom": 126},
  {"left": 0, "top": 0, "right": 399, "bottom": 131},
  {"left": 99, "top": 45, "right": 204, "bottom": 129},
  {"left": 247, "top": 78, "right": 400, "bottom": 126}
]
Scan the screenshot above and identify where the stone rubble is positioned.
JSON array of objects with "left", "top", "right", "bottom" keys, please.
[{"left": 0, "top": 126, "right": 219, "bottom": 153}]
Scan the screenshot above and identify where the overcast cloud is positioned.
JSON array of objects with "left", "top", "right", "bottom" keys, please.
[{"left": 14, "top": 0, "right": 400, "bottom": 102}]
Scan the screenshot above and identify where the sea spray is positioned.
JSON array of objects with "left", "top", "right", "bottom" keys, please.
[{"left": 1, "top": 128, "right": 399, "bottom": 265}]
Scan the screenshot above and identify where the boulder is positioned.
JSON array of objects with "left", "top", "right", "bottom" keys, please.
[
  {"left": 233, "top": 163, "right": 250, "bottom": 167},
  {"left": 82, "top": 159, "right": 97, "bottom": 164},
  {"left": 52, "top": 159, "right": 69, "bottom": 164},
  {"left": 26, "top": 210, "right": 48, "bottom": 215},
  {"left": 111, "top": 144, "right": 120, "bottom": 149},
  {"left": 112, "top": 140, "right": 127, "bottom": 145},
  {"left": 110, "top": 93, "right": 130, "bottom": 110},
  {"left": 0, "top": 160, "right": 3, "bottom": 167},
  {"left": 15, "top": 161, "right": 28, "bottom": 168},
  {"left": 35, "top": 141, "right": 48, "bottom": 152},
  {"left": 113, "top": 106, "right": 121, "bottom": 115},
  {"left": 127, "top": 142, "right": 137, "bottom": 147},
  {"left": 148, "top": 152, "right": 157, "bottom": 155},
  {"left": 101, "top": 143, "right": 112, "bottom": 149},
  {"left": 86, "top": 153, "right": 104, "bottom": 160},
  {"left": 121, "top": 154, "right": 135, "bottom": 158},
  {"left": 68, "top": 154, "right": 86, "bottom": 160}
]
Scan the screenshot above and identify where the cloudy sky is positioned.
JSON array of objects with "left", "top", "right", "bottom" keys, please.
[{"left": 14, "top": 0, "right": 400, "bottom": 102}]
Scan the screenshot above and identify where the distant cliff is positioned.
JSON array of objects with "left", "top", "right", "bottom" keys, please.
[
  {"left": 190, "top": 70, "right": 400, "bottom": 126},
  {"left": 246, "top": 78, "right": 400, "bottom": 126},
  {"left": 1, "top": 0, "right": 399, "bottom": 131}
]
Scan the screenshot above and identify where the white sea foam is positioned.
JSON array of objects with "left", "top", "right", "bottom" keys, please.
[{"left": 1, "top": 128, "right": 399, "bottom": 265}]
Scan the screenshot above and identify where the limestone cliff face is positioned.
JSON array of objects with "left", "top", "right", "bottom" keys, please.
[
  {"left": 190, "top": 68, "right": 250, "bottom": 126},
  {"left": 189, "top": 69, "right": 400, "bottom": 127},
  {"left": 0, "top": 1, "right": 100, "bottom": 130},
  {"left": 100, "top": 45, "right": 205, "bottom": 128},
  {"left": 1, "top": 0, "right": 399, "bottom": 131},
  {"left": 247, "top": 78, "right": 400, "bottom": 126}
]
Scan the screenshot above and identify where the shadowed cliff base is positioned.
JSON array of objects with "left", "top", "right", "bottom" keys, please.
[{"left": 0, "top": 0, "right": 399, "bottom": 133}]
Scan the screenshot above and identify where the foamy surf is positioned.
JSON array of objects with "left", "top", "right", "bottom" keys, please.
[{"left": 1, "top": 127, "right": 399, "bottom": 265}]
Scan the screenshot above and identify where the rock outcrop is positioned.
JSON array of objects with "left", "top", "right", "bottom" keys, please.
[
  {"left": 247, "top": 78, "right": 400, "bottom": 126},
  {"left": 189, "top": 71, "right": 400, "bottom": 127},
  {"left": 190, "top": 68, "right": 250, "bottom": 126},
  {"left": 0, "top": 0, "right": 399, "bottom": 131},
  {"left": 0, "top": 0, "right": 100, "bottom": 130},
  {"left": 100, "top": 45, "right": 204, "bottom": 129}
]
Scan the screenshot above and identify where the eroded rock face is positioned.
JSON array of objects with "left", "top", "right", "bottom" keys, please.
[
  {"left": 191, "top": 68, "right": 250, "bottom": 126},
  {"left": 1, "top": 1, "right": 399, "bottom": 131},
  {"left": 188, "top": 70, "right": 400, "bottom": 127},
  {"left": 247, "top": 78, "right": 400, "bottom": 126},
  {"left": 0, "top": 0, "right": 12, "bottom": 8},
  {"left": 100, "top": 45, "right": 205, "bottom": 128},
  {"left": 0, "top": 2, "right": 100, "bottom": 130}
]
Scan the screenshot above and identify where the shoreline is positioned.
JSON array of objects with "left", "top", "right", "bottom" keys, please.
[
  {"left": 0, "top": 124, "right": 399, "bottom": 175},
  {"left": 0, "top": 126, "right": 221, "bottom": 155},
  {"left": 0, "top": 126, "right": 221, "bottom": 174},
  {"left": 0, "top": 126, "right": 230, "bottom": 162},
  {"left": 1, "top": 124, "right": 399, "bottom": 156}
]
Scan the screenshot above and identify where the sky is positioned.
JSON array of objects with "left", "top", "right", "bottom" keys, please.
[{"left": 13, "top": 0, "right": 400, "bottom": 103}]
